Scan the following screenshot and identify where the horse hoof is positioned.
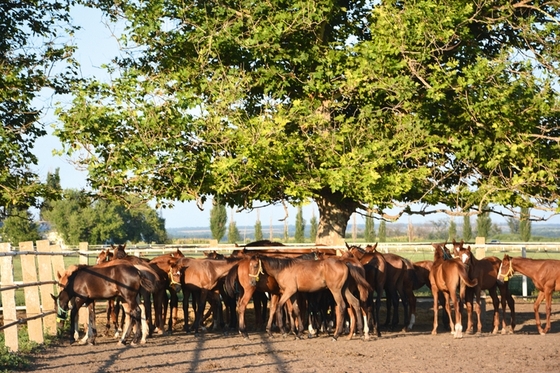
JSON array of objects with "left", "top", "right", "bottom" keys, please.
[{"left": 331, "top": 336, "right": 338, "bottom": 342}]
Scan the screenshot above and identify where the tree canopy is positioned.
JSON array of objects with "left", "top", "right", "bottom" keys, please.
[
  {"left": 55, "top": 0, "right": 560, "bottom": 244},
  {"left": 1, "top": 1, "right": 77, "bottom": 219}
]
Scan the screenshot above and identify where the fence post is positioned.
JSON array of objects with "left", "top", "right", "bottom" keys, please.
[
  {"left": 521, "top": 246, "right": 527, "bottom": 297},
  {"left": 19, "top": 241, "right": 44, "bottom": 344},
  {"left": 36, "top": 240, "right": 57, "bottom": 335},
  {"left": 0, "top": 243, "right": 18, "bottom": 352}
]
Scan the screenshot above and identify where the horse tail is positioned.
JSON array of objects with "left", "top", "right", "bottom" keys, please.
[
  {"left": 134, "top": 264, "right": 158, "bottom": 293},
  {"left": 224, "top": 264, "right": 240, "bottom": 298},
  {"left": 346, "top": 263, "right": 373, "bottom": 302},
  {"left": 457, "top": 263, "right": 478, "bottom": 288}
]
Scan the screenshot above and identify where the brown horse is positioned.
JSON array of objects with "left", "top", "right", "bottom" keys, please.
[
  {"left": 458, "top": 245, "right": 515, "bottom": 334},
  {"left": 346, "top": 243, "right": 385, "bottom": 337},
  {"left": 498, "top": 254, "right": 560, "bottom": 334},
  {"left": 429, "top": 243, "right": 478, "bottom": 338},
  {"left": 170, "top": 256, "right": 242, "bottom": 335},
  {"left": 224, "top": 255, "right": 295, "bottom": 339},
  {"left": 148, "top": 249, "right": 185, "bottom": 333},
  {"left": 54, "top": 262, "right": 157, "bottom": 345},
  {"left": 247, "top": 254, "right": 370, "bottom": 340}
]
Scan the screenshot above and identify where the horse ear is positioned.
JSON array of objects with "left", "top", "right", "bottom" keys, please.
[
  {"left": 123, "top": 243, "right": 126, "bottom": 249},
  {"left": 57, "top": 270, "right": 63, "bottom": 280},
  {"left": 51, "top": 294, "right": 57, "bottom": 301}
]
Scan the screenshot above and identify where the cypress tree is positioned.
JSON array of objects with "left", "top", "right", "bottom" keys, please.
[
  {"left": 210, "top": 199, "right": 227, "bottom": 242},
  {"left": 294, "top": 206, "right": 306, "bottom": 243}
]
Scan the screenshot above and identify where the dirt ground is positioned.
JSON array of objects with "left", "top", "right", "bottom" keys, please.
[{"left": 23, "top": 298, "right": 560, "bottom": 373}]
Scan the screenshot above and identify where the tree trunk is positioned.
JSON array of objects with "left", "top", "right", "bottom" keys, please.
[{"left": 314, "top": 189, "right": 358, "bottom": 246}]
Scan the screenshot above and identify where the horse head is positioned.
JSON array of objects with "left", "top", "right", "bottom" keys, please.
[{"left": 497, "top": 254, "right": 513, "bottom": 283}]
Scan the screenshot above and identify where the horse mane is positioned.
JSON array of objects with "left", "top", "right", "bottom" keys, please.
[
  {"left": 243, "top": 239, "right": 285, "bottom": 247},
  {"left": 258, "top": 255, "right": 297, "bottom": 271}
]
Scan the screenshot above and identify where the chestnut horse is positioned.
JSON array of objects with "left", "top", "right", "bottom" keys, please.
[
  {"left": 170, "top": 256, "right": 242, "bottom": 335},
  {"left": 429, "top": 243, "right": 478, "bottom": 338},
  {"left": 458, "top": 245, "right": 515, "bottom": 334},
  {"left": 54, "top": 262, "right": 157, "bottom": 345},
  {"left": 498, "top": 254, "right": 560, "bottom": 334},
  {"left": 247, "top": 254, "right": 370, "bottom": 340}
]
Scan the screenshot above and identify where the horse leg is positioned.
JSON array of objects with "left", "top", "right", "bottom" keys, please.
[
  {"left": 237, "top": 288, "right": 254, "bottom": 339},
  {"left": 193, "top": 289, "right": 209, "bottom": 336},
  {"left": 118, "top": 303, "right": 133, "bottom": 346},
  {"left": 450, "top": 292, "right": 463, "bottom": 339},
  {"left": 406, "top": 290, "right": 417, "bottom": 332},
  {"left": 533, "top": 291, "right": 545, "bottom": 334},
  {"left": 473, "top": 289, "right": 483, "bottom": 335},
  {"left": 344, "top": 288, "right": 363, "bottom": 340},
  {"left": 398, "top": 285, "right": 409, "bottom": 332},
  {"left": 488, "top": 288, "right": 500, "bottom": 334},
  {"left": 266, "top": 293, "right": 279, "bottom": 336},
  {"left": 181, "top": 286, "right": 191, "bottom": 332},
  {"left": 507, "top": 289, "right": 516, "bottom": 333},
  {"left": 138, "top": 303, "right": 149, "bottom": 344},
  {"left": 331, "top": 291, "right": 347, "bottom": 341},
  {"left": 430, "top": 287, "right": 440, "bottom": 335},
  {"left": 83, "top": 302, "right": 97, "bottom": 345},
  {"left": 544, "top": 289, "right": 553, "bottom": 334},
  {"left": 465, "top": 288, "right": 474, "bottom": 334}
]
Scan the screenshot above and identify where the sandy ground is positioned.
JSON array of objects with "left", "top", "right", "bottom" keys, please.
[{"left": 23, "top": 298, "right": 560, "bottom": 373}]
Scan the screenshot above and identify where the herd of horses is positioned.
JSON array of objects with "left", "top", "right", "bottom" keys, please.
[{"left": 51, "top": 239, "right": 560, "bottom": 346}]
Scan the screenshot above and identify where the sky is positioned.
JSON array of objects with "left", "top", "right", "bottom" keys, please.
[{"left": 30, "top": 5, "right": 559, "bottom": 230}]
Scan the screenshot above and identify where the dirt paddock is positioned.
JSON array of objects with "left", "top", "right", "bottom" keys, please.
[{"left": 23, "top": 298, "right": 560, "bottom": 373}]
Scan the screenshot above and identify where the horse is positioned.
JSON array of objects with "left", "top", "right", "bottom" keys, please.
[
  {"left": 457, "top": 245, "right": 515, "bottom": 334},
  {"left": 95, "top": 248, "right": 123, "bottom": 336},
  {"left": 346, "top": 243, "right": 385, "bottom": 337},
  {"left": 224, "top": 255, "right": 292, "bottom": 339},
  {"left": 247, "top": 254, "right": 370, "bottom": 340},
  {"left": 53, "top": 262, "right": 157, "bottom": 345},
  {"left": 429, "top": 243, "right": 478, "bottom": 338},
  {"left": 148, "top": 249, "right": 185, "bottom": 333},
  {"left": 95, "top": 246, "right": 167, "bottom": 337},
  {"left": 498, "top": 254, "right": 560, "bottom": 334},
  {"left": 170, "top": 256, "right": 242, "bottom": 335}
]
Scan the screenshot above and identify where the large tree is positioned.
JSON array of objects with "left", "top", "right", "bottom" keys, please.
[
  {"left": 56, "top": 1, "right": 560, "bottom": 244},
  {"left": 1, "top": 1, "right": 76, "bottom": 219}
]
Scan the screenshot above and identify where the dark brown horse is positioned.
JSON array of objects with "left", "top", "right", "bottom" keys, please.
[
  {"left": 148, "top": 249, "right": 185, "bottom": 333},
  {"left": 429, "top": 243, "right": 478, "bottom": 338},
  {"left": 458, "top": 245, "right": 515, "bottom": 334},
  {"left": 54, "top": 262, "right": 157, "bottom": 345},
  {"left": 170, "top": 256, "right": 242, "bottom": 335},
  {"left": 346, "top": 243, "right": 385, "bottom": 337},
  {"left": 247, "top": 254, "right": 370, "bottom": 340},
  {"left": 498, "top": 254, "right": 560, "bottom": 334}
]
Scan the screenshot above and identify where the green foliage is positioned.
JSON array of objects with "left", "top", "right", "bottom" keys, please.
[
  {"left": 209, "top": 200, "right": 227, "bottom": 242},
  {"left": 56, "top": 0, "right": 560, "bottom": 244},
  {"left": 462, "top": 215, "right": 472, "bottom": 243},
  {"left": 378, "top": 221, "right": 387, "bottom": 243},
  {"left": 364, "top": 213, "right": 375, "bottom": 242},
  {"left": 227, "top": 221, "right": 241, "bottom": 244},
  {"left": 41, "top": 189, "right": 167, "bottom": 245},
  {"left": 1, "top": 209, "right": 41, "bottom": 244},
  {"left": 309, "top": 214, "right": 318, "bottom": 243},
  {"left": 254, "top": 219, "right": 263, "bottom": 241},
  {"left": 476, "top": 210, "right": 493, "bottom": 239},
  {"left": 448, "top": 219, "right": 457, "bottom": 242},
  {"left": 507, "top": 217, "right": 520, "bottom": 234},
  {"left": 294, "top": 206, "right": 306, "bottom": 243},
  {"left": 0, "top": 2, "right": 77, "bottom": 219}
]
